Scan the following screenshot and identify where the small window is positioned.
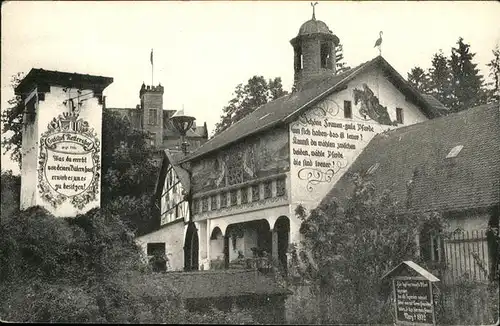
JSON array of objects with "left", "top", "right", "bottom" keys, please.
[
  {"left": 193, "top": 199, "right": 200, "bottom": 214},
  {"left": 149, "top": 108, "right": 157, "bottom": 125},
  {"left": 396, "top": 108, "right": 404, "bottom": 124},
  {"left": 147, "top": 242, "right": 165, "bottom": 256},
  {"left": 147, "top": 243, "right": 166, "bottom": 272},
  {"left": 294, "top": 46, "right": 303, "bottom": 72},
  {"left": 344, "top": 101, "right": 352, "bottom": 119},
  {"left": 211, "top": 195, "right": 217, "bottom": 211},
  {"left": 252, "top": 185, "right": 260, "bottom": 202},
  {"left": 366, "top": 163, "right": 380, "bottom": 175},
  {"left": 220, "top": 193, "right": 228, "bottom": 208},
  {"left": 241, "top": 188, "right": 248, "bottom": 204},
  {"left": 150, "top": 132, "right": 156, "bottom": 146},
  {"left": 320, "top": 42, "right": 331, "bottom": 69},
  {"left": 446, "top": 145, "right": 463, "bottom": 158},
  {"left": 230, "top": 190, "right": 237, "bottom": 206},
  {"left": 264, "top": 181, "right": 272, "bottom": 199},
  {"left": 276, "top": 179, "right": 286, "bottom": 197},
  {"left": 202, "top": 197, "right": 208, "bottom": 212}
]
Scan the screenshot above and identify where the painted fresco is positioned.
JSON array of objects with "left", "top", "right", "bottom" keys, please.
[
  {"left": 353, "top": 84, "right": 397, "bottom": 126},
  {"left": 191, "top": 126, "right": 289, "bottom": 194}
]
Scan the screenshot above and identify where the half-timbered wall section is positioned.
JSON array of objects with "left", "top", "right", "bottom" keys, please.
[
  {"left": 160, "top": 165, "right": 189, "bottom": 225},
  {"left": 190, "top": 126, "right": 290, "bottom": 221}
]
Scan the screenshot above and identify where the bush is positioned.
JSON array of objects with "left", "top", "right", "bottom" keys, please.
[{"left": 0, "top": 171, "right": 259, "bottom": 324}]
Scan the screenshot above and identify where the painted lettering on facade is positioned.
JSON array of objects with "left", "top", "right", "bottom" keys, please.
[
  {"left": 38, "top": 112, "right": 100, "bottom": 210},
  {"left": 290, "top": 73, "right": 429, "bottom": 210},
  {"left": 290, "top": 97, "right": 380, "bottom": 194}
]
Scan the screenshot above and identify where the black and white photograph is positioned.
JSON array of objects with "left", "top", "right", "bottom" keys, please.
[{"left": 1, "top": 1, "right": 499, "bottom": 324}]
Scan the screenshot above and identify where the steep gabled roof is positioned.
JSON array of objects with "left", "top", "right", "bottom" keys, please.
[
  {"left": 321, "top": 103, "right": 500, "bottom": 213},
  {"left": 180, "top": 56, "right": 443, "bottom": 163},
  {"left": 153, "top": 149, "right": 191, "bottom": 201}
]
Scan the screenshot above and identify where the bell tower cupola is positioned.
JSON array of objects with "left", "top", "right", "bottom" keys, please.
[{"left": 291, "top": 2, "right": 340, "bottom": 91}]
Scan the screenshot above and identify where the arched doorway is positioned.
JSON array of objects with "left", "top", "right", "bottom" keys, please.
[
  {"left": 274, "top": 216, "right": 290, "bottom": 274},
  {"left": 210, "top": 227, "right": 225, "bottom": 264},
  {"left": 184, "top": 222, "right": 199, "bottom": 271}
]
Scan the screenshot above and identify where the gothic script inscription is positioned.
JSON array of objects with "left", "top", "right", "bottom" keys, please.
[{"left": 38, "top": 112, "right": 100, "bottom": 210}]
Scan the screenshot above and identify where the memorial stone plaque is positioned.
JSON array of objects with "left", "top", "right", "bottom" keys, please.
[{"left": 393, "top": 276, "right": 436, "bottom": 325}]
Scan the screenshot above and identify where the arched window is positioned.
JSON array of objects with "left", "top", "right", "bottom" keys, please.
[{"left": 320, "top": 42, "right": 332, "bottom": 69}]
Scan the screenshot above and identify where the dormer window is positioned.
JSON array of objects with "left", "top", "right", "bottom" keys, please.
[{"left": 320, "top": 42, "right": 332, "bottom": 69}]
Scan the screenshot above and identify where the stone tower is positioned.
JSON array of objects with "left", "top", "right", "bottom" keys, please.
[
  {"left": 139, "top": 83, "right": 164, "bottom": 147},
  {"left": 15, "top": 69, "right": 113, "bottom": 217},
  {"left": 290, "top": 7, "right": 340, "bottom": 91}
]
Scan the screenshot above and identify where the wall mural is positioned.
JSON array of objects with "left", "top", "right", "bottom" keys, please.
[
  {"left": 191, "top": 127, "right": 289, "bottom": 194},
  {"left": 353, "top": 83, "right": 397, "bottom": 126},
  {"left": 38, "top": 112, "right": 100, "bottom": 209}
]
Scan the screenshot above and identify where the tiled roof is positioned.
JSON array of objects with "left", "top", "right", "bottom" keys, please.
[
  {"left": 321, "top": 103, "right": 500, "bottom": 213},
  {"left": 147, "top": 270, "right": 292, "bottom": 299},
  {"left": 179, "top": 56, "right": 443, "bottom": 163},
  {"left": 421, "top": 94, "right": 449, "bottom": 114}
]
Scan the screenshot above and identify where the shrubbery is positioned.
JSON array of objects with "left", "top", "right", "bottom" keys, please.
[
  {"left": 0, "top": 171, "right": 256, "bottom": 323},
  {"left": 287, "top": 173, "right": 447, "bottom": 324}
]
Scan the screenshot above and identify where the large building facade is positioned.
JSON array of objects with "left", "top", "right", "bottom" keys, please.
[
  {"left": 107, "top": 83, "right": 208, "bottom": 153},
  {"left": 138, "top": 13, "right": 447, "bottom": 271}
]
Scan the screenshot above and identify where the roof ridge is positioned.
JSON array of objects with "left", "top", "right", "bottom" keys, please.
[{"left": 373, "top": 102, "right": 499, "bottom": 142}]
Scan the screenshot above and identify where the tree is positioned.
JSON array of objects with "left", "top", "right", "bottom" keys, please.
[
  {"left": 213, "top": 76, "right": 288, "bottom": 136},
  {"left": 1, "top": 72, "right": 25, "bottom": 166},
  {"left": 292, "top": 173, "right": 446, "bottom": 324},
  {"left": 448, "top": 37, "right": 487, "bottom": 112},
  {"left": 407, "top": 66, "right": 431, "bottom": 93},
  {"left": 427, "top": 50, "right": 453, "bottom": 109},
  {"left": 101, "top": 110, "right": 158, "bottom": 201},
  {"left": 486, "top": 45, "right": 500, "bottom": 103},
  {"left": 335, "top": 43, "right": 351, "bottom": 74}
]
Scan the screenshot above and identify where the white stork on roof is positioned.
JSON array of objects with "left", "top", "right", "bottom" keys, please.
[{"left": 374, "top": 31, "right": 383, "bottom": 56}]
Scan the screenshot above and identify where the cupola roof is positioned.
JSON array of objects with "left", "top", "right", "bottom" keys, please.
[{"left": 298, "top": 18, "right": 332, "bottom": 36}]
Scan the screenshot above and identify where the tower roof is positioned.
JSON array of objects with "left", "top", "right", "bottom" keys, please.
[{"left": 298, "top": 18, "right": 332, "bottom": 36}]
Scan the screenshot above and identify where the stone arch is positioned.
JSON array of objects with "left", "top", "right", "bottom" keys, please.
[
  {"left": 274, "top": 216, "right": 290, "bottom": 273},
  {"left": 210, "top": 226, "right": 223, "bottom": 239},
  {"left": 209, "top": 226, "right": 225, "bottom": 263},
  {"left": 184, "top": 222, "right": 199, "bottom": 271}
]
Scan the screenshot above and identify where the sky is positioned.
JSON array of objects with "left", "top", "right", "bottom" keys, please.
[{"left": 2, "top": 1, "right": 500, "bottom": 174}]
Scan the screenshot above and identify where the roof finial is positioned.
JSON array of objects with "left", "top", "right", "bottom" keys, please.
[{"left": 311, "top": 2, "right": 318, "bottom": 20}]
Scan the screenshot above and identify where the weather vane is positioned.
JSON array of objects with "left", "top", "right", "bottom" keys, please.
[
  {"left": 374, "top": 31, "right": 383, "bottom": 56},
  {"left": 311, "top": 2, "right": 318, "bottom": 20}
]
